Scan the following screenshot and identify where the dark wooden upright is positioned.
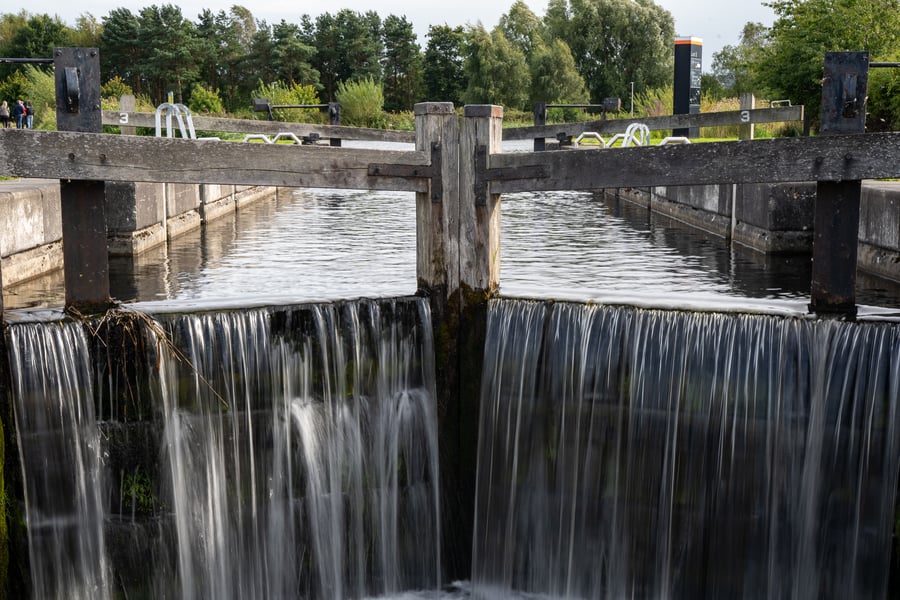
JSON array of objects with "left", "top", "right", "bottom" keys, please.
[
  {"left": 810, "top": 52, "right": 869, "bottom": 316},
  {"left": 55, "top": 47, "right": 111, "bottom": 312}
]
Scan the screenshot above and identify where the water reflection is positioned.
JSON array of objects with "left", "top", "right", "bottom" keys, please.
[{"left": 3, "top": 187, "right": 899, "bottom": 312}]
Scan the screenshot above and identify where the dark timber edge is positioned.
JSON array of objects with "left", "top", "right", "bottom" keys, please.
[{"left": 55, "top": 47, "right": 111, "bottom": 313}]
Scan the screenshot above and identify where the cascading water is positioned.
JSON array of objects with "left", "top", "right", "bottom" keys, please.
[
  {"left": 154, "top": 299, "right": 441, "bottom": 599},
  {"left": 472, "top": 300, "right": 900, "bottom": 600},
  {"left": 6, "top": 298, "right": 442, "bottom": 599},
  {"left": 7, "top": 321, "right": 112, "bottom": 600}
]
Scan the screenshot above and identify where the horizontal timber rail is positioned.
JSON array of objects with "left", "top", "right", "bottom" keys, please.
[
  {"left": 5, "top": 128, "right": 898, "bottom": 191},
  {"left": 0, "top": 129, "right": 429, "bottom": 189},
  {"left": 101, "top": 110, "right": 416, "bottom": 144},
  {"left": 503, "top": 105, "right": 804, "bottom": 141},
  {"left": 485, "top": 131, "right": 900, "bottom": 192}
]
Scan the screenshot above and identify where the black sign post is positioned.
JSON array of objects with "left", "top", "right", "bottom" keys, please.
[{"left": 673, "top": 37, "right": 702, "bottom": 138}]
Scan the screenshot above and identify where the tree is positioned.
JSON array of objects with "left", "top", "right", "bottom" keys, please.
[
  {"left": 309, "top": 10, "right": 383, "bottom": 100},
  {"left": 101, "top": 8, "right": 146, "bottom": 96},
  {"left": 544, "top": 0, "right": 674, "bottom": 103},
  {"left": 462, "top": 25, "right": 530, "bottom": 110},
  {"left": 529, "top": 38, "right": 589, "bottom": 106},
  {"left": 136, "top": 4, "right": 201, "bottom": 103},
  {"left": 0, "top": 14, "right": 70, "bottom": 78},
  {"left": 710, "top": 22, "right": 768, "bottom": 96},
  {"left": 423, "top": 24, "right": 466, "bottom": 105},
  {"left": 757, "top": 0, "right": 900, "bottom": 129},
  {"left": 272, "top": 20, "right": 319, "bottom": 87},
  {"left": 381, "top": 14, "right": 423, "bottom": 112},
  {"left": 498, "top": 1, "right": 545, "bottom": 58},
  {"left": 70, "top": 13, "right": 103, "bottom": 48}
]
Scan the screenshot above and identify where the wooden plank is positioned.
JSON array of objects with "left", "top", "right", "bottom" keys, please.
[
  {"left": 486, "top": 131, "right": 900, "bottom": 192},
  {"left": 503, "top": 106, "right": 805, "bottom": 141},
  {"left": 0, "top": 129, "right": 429, "bottom": 191},
  {"left": 460, "top": 105, "right": 503, "bottom": 296},
  {"left": 414, "top": 102, "right": 459, "bottom": 296},
  {"left": 102, "top": 110, "right": 416, "bottom": 143}
]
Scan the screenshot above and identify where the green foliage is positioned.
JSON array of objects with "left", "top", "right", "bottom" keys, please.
[
  {"left": 11, "top": 65, "right": 55, "bottom": 130},
  {"left": 462, "top": 25, "right": 530, "bottom": 110},
  {"left": 121, "top": 469, "right": 156, "bottom": 516},
  {"left": 867, "top": 55, "right": 900, "bottom": 131},
  {"left": 529, "top": 38, "right": 589, "bottom": 107},
  {"left": 251, "top": 80, "right": 322, "bottom": 122},
  {"left": 758, "top": 0, "right": 900, "bottom": 131},
  {"left": 188, "top": 83, "right": 225, "bottom": 114},
  {"left": 382, "top": 14, "right": 423, "bottom": 112},
  {"left": 710, "top": 22, "right": 768, "bottom": 97},
  {"left": 544, "top": 0, "right": 675, "bottom": 103},
  {"left": 0, "top": 71, "right": 28, "bottom": 110},
  {"left": 423, "top": 24, "right": 466, "bottom": 105},
  {"left": 309, "top": 10, "right": 383, "bottom": 101},
  {"left": 336, "top": 77, "right": 385, "bottom": 127},
  {"left": 101, "top": 76, "right": 134, "bottom": 101}
]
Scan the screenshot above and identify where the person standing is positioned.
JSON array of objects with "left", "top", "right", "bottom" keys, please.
[
  {"left": 12, "top": 100, "right": 24, "bottom": 128},
  {"left": 24, "top": 101, "right": 33, "bottom": 128},
  {"left": 0, "top": 101, "right": 9, "bottom": 128}
]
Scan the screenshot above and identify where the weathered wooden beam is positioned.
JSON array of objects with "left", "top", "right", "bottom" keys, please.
[
  {"left": 0, "top": 129, "right": 429, "bottom": 191},
  {"left": 102, "top": 110, "right": 416, "bottom": 144},
  {"left": 810, "top": 51, "right": 869, "bottom": 315},
  {"left": 486, "top": 131, "right": 900, "bottom": 192},
  {"left": 503, "top": 105, "right": 805, "bottom": 141},
  {"left": 55, "top": 47, "right": 111, "bottom": 312},
  {"left": 413, "top": 102, "right": 459, "bottom": 297},
  {"left": 460, "top": 105, "right": 503, "bottom": 297}
]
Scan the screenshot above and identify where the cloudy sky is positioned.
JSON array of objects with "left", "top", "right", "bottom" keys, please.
[{"left": 42, "top": 0, "right": 776, "bottom": 70}]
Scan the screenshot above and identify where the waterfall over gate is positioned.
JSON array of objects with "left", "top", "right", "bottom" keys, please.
[
  {"left": 472, "top": 300, "right": 900, "bottom": 600},
  {"left": 6, "top": 298, "right": 441, "bottom": 599}
]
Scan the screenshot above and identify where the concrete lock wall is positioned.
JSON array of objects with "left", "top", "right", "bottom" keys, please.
[
  {"left": 0, "top": 179, "right": 62, "bottom": 287},
  {"left": 620, "top": 182, "right": 899, "bottom": 283},
  {"left": 1, "top": 181, "right": 276, "bottom": 287}
]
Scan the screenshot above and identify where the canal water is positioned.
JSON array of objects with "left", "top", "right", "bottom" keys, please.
[
  {"left": 3, "top": 186, "right": 900, "bottom": 313},
  {"left": 4, "top": 181, "right": 900, "bottom": 599}
]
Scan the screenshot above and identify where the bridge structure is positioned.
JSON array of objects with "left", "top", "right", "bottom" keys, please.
[{"left": 0, "top": 49, "right": 893, "bottom": 320}]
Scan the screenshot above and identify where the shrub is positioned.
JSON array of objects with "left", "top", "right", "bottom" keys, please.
[
  {"left": 188, "top": 84, "right": 224, "bottom": 115},
  {"left": 335, "top": 77, "right": 384, "bottom": 128},
  {"left": 101, "top": 76, "right": 133, "bottom": 103},
  {"left": 250, "top": 80, "right": 322, "bottom": 123}
]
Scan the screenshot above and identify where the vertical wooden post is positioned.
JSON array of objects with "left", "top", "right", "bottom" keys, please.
[
  {"left": 328, "top": 102, "right": 341, "bottom": 147},
  {"left": 533, "top": 102, "right": 546, "bottom": 151},
  {"left": 460, "top": 105, "right": 504, "bottom": 299},
  {"left": 55, "top": 47, "right": 111, "bottom": 312},
  {"left": 810, "top": 51, "right": 868, "bottom": 315},
  {"left": 415, "top": 102, "right": 459, "bottom": 298},
  {"left": 118, "top": 94, "right": 136, "bottom": 135},
  {"left": 739, "top": 93, "right": 755, "bottom": 140}
]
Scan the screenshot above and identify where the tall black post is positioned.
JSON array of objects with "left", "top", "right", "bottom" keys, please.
[
  {"left": 533, "top": 102, "right": 546, "bottom": 151},
  {"left": 54, "top": 47, "right": 111, "bottom": 313},
  {"left": 673, "top": 37, "right": 702, "bottom": 138},
  {"left": 328, "top": 102, "right": 341, "bottom": 147},
  {"left": 809, "top": 51, "right": 869, "bottom": 316}
]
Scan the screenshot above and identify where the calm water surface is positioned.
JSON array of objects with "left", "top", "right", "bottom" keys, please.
[{"left": 4, "top": 182, "right": 900, "bottom": 315}]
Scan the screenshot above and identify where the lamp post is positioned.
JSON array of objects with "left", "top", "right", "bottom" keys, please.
[{"left": 630, "top": 81, "right": 634, "bottom": 116}]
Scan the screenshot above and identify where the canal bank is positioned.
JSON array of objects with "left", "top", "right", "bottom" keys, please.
[
  {"left": 605, "top": 180, "right": 900, "bottom": 284},
  {"left": 0, "top": 179, "right": 279, "bottom": 290}
]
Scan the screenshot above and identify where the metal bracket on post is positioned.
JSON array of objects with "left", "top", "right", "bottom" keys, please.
[
  {"left": 367, "top": 141, "right": 443, "bottom": 201},
  {"left": 474, "top": 144, "right": 548, "bottom": 206},
  {"left": 810, "top": 51, "right": 869, "bottom": 317}
]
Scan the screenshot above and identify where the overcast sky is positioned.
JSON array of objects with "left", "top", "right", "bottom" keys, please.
[{"left": 43, "top": 0, "right": 776, "bottom": 71}]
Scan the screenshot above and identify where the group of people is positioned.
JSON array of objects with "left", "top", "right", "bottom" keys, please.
[{"left": 0, "top": 99, "right": 33, "bottom": 128}]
